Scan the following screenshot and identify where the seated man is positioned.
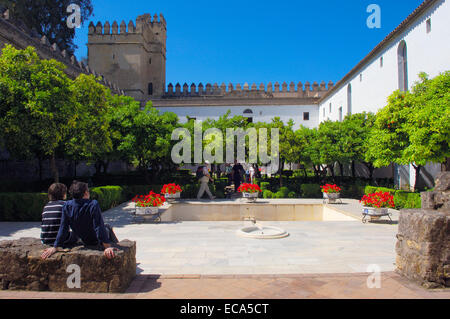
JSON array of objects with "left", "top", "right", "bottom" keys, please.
[
  {"left": 41, "top": 181, "right": 119, "bottom": 260},
  {"left": 40, "top": 183, "right": 78, "bottom": 246}
]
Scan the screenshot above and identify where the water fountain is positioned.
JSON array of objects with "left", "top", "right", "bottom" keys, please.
[{"left": 237, "top": 217, "right": 289, "bottom": 239}]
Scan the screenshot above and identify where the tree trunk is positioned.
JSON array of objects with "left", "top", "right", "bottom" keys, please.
[
  {"left": 50, "top": 153, "right": 59, "bottom": 183},
  {"left": 338, "top": 161, "right": 344, "bottom": 177},
  {"left": 279, "top": 161, "right": 284, "bottom": 187},
  {"left": 328, "top": 164, "right": 335, "bottom": 178},
  {"left": 38, "top": 158, "right": 43, "bottom": 182},
  {"left": 412, "top": 164, "right": 422, "bottom": 192},
  {"left": 103, "top": 161, "right": 110, "bottom": 174},
  {"left": 444, "top": 157, "right": 450, "bottom": 171},
  {"left": 351, "top": 161, "right": 356, "bottom": 178}
]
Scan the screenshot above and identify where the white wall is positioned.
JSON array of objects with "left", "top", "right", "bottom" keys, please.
[
  {"left": 318, "top": 0, "right": 449, "bottom": 189},
  {"left": 319, "top": 0, "right": 450, "bottom": 122},
  {"left": 156, "top": 105, "right": 319, "bottom": 129}
]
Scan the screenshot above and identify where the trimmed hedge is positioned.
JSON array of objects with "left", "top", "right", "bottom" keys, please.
[
  {"left": 300, "top": 184, "right": 322, "bottom": 198},
  {"left": 364, "top": 186, "right": 421, "bottom": 209},
  {"left": 90, "top": 186, "right": 125, "bottom": 211},
  {"left": 0, "top": 193, "right": 48, "bottom": 222}
]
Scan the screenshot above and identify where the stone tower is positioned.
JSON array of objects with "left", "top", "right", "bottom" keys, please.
[{"left": 87, "top": 14, "right": 166, "bottom": 101}]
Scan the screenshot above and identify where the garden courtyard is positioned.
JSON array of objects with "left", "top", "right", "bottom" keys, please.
[{"left": 0, "top": 198, "right": 449, "bottom": 299}]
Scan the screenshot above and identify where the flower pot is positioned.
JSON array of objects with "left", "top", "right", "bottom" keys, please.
[
  {"left": 164, "top": 192, "right": 181, "bottom": 202},
  {"left": 135, "top": 206, "right": 159, "bottom": 216},
  {"left": 323, "top": 192, "right": 340, "bottom": 203},
  {"left": 362, "top": 207, "right": 389, "bottom": 221},
  {"left": 242, "top": 192, "right": 259, "bottom": 202}
]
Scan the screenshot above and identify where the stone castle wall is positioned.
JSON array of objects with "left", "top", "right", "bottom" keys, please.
[{"left": 0, "top": 10, "right": 123, "bottom": 94}]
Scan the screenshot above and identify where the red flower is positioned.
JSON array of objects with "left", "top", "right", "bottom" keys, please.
[
  {"left": 161, "top": 183, "right": 182, "bottom": 195},
  {"left": 134, "top": 190, "right": 166, "bottom": 207},
  {"left": 237, "top": 183, "right": 262, "bottom": 193},
  {"left": 360, "top": 192, "right": 394, "bottom": 209},
  {"left": 320, "top": 184, "right": 341, "bottom": 194}
]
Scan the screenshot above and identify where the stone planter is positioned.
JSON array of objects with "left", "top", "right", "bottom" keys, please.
[
  {"left": 362, "top": 207, "right": 389, "bottom": 221},
  {"left": 135, "top": 206, "right": 159, "bottom": 216},
  {"left": 164, "top": 192, "right": 181, "bottom": 202},
  {"left": 323, "top": 192, "right": 340, "bottom": 203},
  {"left": 242, "top": 192, "right": 259, "bottom": 202}
]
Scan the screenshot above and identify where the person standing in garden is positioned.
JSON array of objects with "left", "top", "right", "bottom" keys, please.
[
  {"left": 232, "top": 160, "right": 245, "bottom": 192},
  {"left": 197, "top": 161, "right": 216, "bottom": 200}
]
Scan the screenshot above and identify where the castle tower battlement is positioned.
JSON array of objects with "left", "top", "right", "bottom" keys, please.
[
  {"left": 87, "top": 13, "right": 167, "bottom": 100},
  {"left": 162, "top": 81, "right": 334, "bottom": 99}
]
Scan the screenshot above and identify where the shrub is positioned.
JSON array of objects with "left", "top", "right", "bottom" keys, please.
[
  {"left": 288, "top": 191, "right": 298, "bottom": 199},
  {"left": 394, "top": 191, "right": 421, "bottom": 209},
  {"left": 89, "top": 186, "right": 125, "bottom": 211},
  {"left": 0, "top": 193, "right": 48, "bottom": 221},
  {"left": 260, "top": 182, "right": 271, "bottom": 191},
  {"left": 263, "top": 190, "right": 274, "bottom": 199},
  {"left": 300, "top": 184, "right": 322, "bottom": 198}
]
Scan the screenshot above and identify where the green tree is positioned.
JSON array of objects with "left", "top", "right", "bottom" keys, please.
[
  {"left": 316, "top": 120, "right": 345, "bottom": 178},
  {"left": 0, "top": 0, "right": 93, "bottom": 55},
  {"left": 118, "top": 102, "right": 179, "bottom": 183},
  {"left": 367, "top": 71, "right": 450, "bottom": 190},
  {"left": 405, "top": 72, "right": 450, "bottom": 171},
  {"left": 340, "top": 112, "right": 377, "bottom": 179},
  {"left": 0, "top": 45, "right": 75, "bottom": 182},
  {"left": 66, "top": 74, "right": 113, "bottom": 175}
]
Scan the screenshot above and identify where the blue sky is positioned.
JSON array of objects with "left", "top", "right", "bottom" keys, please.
[{"left": 74, "top": 0, "right": 424, "bottom": 86}]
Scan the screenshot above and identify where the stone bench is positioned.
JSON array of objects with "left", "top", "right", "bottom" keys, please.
[{"left": 0, "top": 238, "right": 136, "bottom": 293}]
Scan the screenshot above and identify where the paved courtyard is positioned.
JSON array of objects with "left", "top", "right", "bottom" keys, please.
[
  {"left": 1, "top": 199, "right": 449, "bottom": 299},
  {"left": 0, "top": 199, "right": 399, "bottom": 275}
]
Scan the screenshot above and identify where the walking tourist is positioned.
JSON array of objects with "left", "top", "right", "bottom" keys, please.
[{"left": 196, "top": 161, "right": 216, "bottom": 200}]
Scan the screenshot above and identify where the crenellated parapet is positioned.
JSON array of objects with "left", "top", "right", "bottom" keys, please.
[
  {"left": 0, "top": 12, "right": 124, "bottom": 95},
  {"left": 88, "top": 13, "right": 166, "bottom": 36},
  {"left": 163, "top": 81, "right": 334, "bottom": 99}
]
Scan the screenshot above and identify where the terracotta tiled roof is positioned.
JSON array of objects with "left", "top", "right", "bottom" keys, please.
[{"left": 319, "top": 0, "right": 439, "bottom": 102}]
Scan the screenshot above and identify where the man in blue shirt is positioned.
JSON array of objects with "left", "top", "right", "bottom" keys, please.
[{"left": 41, "top": 181, "right": 119, "bottom": 260}]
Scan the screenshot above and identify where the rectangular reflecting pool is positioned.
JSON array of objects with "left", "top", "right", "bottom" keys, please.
[{"left": 161, "top": 200, "right": 357, "bottom": 222}]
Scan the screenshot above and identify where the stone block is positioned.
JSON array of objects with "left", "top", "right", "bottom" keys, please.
[
  {"left": 395, "top": 209, "right": 449, "bottom": 288},
  {"left": 434, "top": 172, "right": 450, "bottom": 192},
  {"left": 0, "top": 238, "right": 136, "bottom": 293}
]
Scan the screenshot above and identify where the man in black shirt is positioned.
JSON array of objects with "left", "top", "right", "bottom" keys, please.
[{"left": 232, "top": 160, "right": 245, "bottom": 192}]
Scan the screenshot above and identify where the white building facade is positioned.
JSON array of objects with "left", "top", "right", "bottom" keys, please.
[
  {"left": 152, "top": 0, "right": 449, "bottom": 189},
  {"left": 318, "top": 0, "right": 449, "bottom": 189}
]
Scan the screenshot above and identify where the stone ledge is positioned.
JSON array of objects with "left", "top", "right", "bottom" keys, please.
[
  {"left": 0, "top": 238, "right": 136, "bottom": 293},
  {"left": 396, "top": 209, "right": 449, "bottom": 288}
]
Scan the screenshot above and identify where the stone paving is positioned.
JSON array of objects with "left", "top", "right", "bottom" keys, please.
[
  {"left": 0, "top": 272, "right": 448, "bottom": 299},
  {"left": 0, "top": 200, "right": 399, "bottom": 275},
  {"left": 0, "top": 199, "right": 448, "bottom": 299}
]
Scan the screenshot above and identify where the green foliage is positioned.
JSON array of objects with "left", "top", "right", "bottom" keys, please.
[
  {"left": 66, "top": 74, "right": 113, "bottom": 166},
  {"left": 364, "top": 186, "right": 421, "bottom": 209},
  {"left": 263, "top": 190, "right": 274, "bottom": 199},
  {"left": 0, "top": 193, "right": 48, "bottom": 221},
  {"left": 288, "top": 191, "right": 298, "bottom": 199},
  {"left": 89, "top": 186, "right": 124, "bottom": 211},
  {"left": 260, "top": 182, "right": 271, "bottom": 191},
  {"left": 300, "top": 184, "right": 322, "bottom": 198},
  {"left": 0, "top": 0, "right": 93, "bottom": 55},
  {"left": 0, "top": 45, "right": 75, "bottom": 181}
]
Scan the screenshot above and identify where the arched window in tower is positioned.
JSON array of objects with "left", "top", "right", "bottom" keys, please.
[
  {"left": 347, "top": 84, "right": 352, "bottom": 115},
  {"left": 243, "top": 109, "right": 253, "bottom": 124},
  {"left": 148, "top": 83, "right": 153, "bottom": 96},
  {"left": 398, "top": 40, "right": 408, "bottom": 92}
]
